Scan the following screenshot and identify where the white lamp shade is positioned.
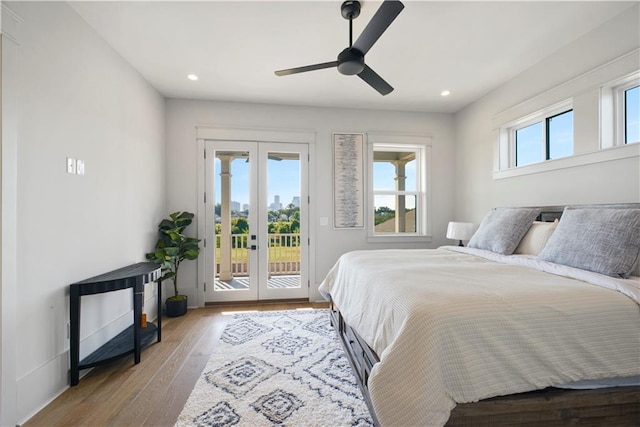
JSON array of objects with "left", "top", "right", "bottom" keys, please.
[{"left": 446, "top": 222, "right": 474, "bottom": 241}]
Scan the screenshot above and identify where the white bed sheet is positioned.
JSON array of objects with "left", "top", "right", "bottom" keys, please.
[{"left": 319, "top": 247, "right": 640, "bottom": 427}]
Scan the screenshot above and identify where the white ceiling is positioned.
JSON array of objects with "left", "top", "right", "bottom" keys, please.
[{"left": 69, "top": 1, "right": 635, "bottom": 113}]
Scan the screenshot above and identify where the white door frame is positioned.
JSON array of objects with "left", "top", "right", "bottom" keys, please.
[
  {"left": 196, "top": 126, "right": 315, "bottom": 307},
  {"left": 203, "top": 140, "right": 260, "bottom": 303}
]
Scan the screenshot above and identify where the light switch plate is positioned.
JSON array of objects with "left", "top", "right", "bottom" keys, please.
[
  {"left": 66, "top": 157, "right": 76, "bottom": 174},
  {"left": 76, "top": 159, "right": 85, "bottom": 175}
]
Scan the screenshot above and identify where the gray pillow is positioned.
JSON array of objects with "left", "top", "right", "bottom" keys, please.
[
  {"left": 537, "top": 207, "right": 640, "bottom": 278},
  {"left": 468, "top": 208, "right": 541, "bottom": 255}
]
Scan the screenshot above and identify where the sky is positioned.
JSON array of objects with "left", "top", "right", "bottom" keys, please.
[
  {"left": 626, "top": 85, "right": 639, "bottom": 143},
  {"left": 214, "top": 157, "right": 301, "bottom": 209}
]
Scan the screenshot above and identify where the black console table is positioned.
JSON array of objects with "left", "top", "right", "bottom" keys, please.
[{"left": 69, "top": 262, "right": 162, "bottom": 386}]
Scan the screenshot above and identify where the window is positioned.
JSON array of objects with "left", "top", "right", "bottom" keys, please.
[
  {"left": 623, "top": 85, "right": 639, "bottom": 144},
  {"left": 515, "top": 122, "right": 543, "bottom": 166},
  {"left": 513, "top": 109, "right": 573, "bottom": 167},
  {"left": 494, "top": 57, "right": 639, "bottom": 180},
  {"left": 603, "top": 73, "right": 640, "bottom": 148},
  {"left": 367, "top": 135, "right": 431, "bottom": 242}
]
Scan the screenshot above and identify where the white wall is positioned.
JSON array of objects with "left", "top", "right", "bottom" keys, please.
[
  {"left": 166, "top": 100, "right": 455, "bottom": 301},
  {"left": 2, "top": 2, "right": 166, "bottom": 424},
  {"left": 454, "top": 5, "right": 640, "bottom": 225}
]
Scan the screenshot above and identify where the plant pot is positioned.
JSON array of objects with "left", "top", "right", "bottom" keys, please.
[{"left": 165, "top": 295, "right": 188, "bottom": 317}]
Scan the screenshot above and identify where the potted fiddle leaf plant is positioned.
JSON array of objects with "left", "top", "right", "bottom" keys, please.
[{"left": 146, "top": 211, "right": 201, "bottom": 317}]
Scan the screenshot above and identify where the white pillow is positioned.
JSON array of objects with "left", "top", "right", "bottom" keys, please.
[{"left": 514, "top": 220, "right": 558, "bottom": 256}]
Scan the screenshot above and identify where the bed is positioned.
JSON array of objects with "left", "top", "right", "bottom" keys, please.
[{"left": 319, "top": 204, "right": 640, "bottom": 426}]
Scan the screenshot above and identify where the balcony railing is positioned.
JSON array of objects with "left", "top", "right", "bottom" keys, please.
[{"left": 215, "top": 233, "right": 300, "bottom": 276}]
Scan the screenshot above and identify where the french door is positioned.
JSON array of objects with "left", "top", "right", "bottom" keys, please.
[{"left": 203, "top": 140, "right": 309, "bottom": 302}]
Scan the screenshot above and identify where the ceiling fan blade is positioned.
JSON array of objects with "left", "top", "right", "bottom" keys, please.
[
  {"left": 358, "top": 65, "right": 394, "bottom": 95},
  {"left": 275, "top": 61, "right": 338, "bottom": 76},
  {"left": 352, "top": 0, "right": 404, "bottom": 55}
]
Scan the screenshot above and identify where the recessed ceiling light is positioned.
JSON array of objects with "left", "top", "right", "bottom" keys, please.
[
  {"left": 441, "top": 90, "right": 451, "bottom": 97},
  {"left": 187, "top": 74, "right": 199, "bottom": 81}
]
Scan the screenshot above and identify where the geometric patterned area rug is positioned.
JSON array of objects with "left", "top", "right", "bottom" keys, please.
[{"left": 175, "top": 309, "right": 374, "bottom": 426}]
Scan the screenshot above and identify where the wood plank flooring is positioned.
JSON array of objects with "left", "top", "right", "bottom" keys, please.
[
  {"left": 23, "top": 302, "right": 329, "bottom": 427},
  {"left": 24, "top": 301, "right": 640, "bottom": 427}
]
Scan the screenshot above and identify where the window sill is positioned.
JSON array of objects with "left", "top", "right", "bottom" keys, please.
[
  {"left": 366, "top": 234, "right": 433, "bottom": 244},
  {"left": 493, "top": 143, "right": 639, "bottom": 180}
]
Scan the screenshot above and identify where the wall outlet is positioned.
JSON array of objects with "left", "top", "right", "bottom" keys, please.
[
  {"left": 66, "top": 157, "right": 76, "bottom": 174},
  {"left": 76, "top": 159, "right": 85, "bottom": 175}
]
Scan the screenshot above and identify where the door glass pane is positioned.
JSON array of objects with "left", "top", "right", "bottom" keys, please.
[
  {"left": 214, "top": 151, "right": 251, "bottom": 292},
  {"left": 547, "top": 110, "right": 573, "bottom": 159},
  {"left": 266, "top": 152, "right": 301, "bottom": 289},
  {"left": 515, "top": 122, "right": 543, "bottom": 166}
]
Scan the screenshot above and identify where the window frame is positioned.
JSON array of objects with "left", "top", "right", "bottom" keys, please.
[
  {"left": 614, "top": 80, "right": 640, "bottom": 146},
  {"left": 365, "top": 133, "right": 432, "bottom": 243},
  {"left": 601, "top": 71, "right": 640, "bottom": 149},
  {"left": 508, "top": 101, "right": 574, "bottom": 168}
]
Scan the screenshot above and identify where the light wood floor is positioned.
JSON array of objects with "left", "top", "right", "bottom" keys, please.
[{"left": 24, "top": 301, "right": 329, "bottom": 427}]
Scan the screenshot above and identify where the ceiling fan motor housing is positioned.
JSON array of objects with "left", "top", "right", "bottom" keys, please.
[
  {"left": 341, "top": 1, "right": 361, "bottom": 20},
  {"left": 337, "top": 48, "right": 365, "bottom": 75}
]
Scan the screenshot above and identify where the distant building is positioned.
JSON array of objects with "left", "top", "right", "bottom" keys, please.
[
  {"left": 242, "top": 204, "right": 249, "bottom": 212},
  {"left": 231, "top": 201, "right": 241, "bottom": 212},
  {"left": 291, "top": 196, "right": 300, "bottom": 207},
  {"left": 269, "top": 195, "right": 282, "bottom": 210}
]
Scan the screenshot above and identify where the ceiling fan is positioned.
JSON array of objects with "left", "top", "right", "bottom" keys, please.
[{"left": 275, "top": 0, "right": 404, "bottom": 96}]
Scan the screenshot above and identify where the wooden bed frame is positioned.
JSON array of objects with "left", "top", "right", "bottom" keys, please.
[{"left": 328, "top": 204, "right": 640, "bottom": 426}]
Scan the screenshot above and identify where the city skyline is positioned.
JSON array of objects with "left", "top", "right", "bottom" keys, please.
[
  {"left": 223, "top": 195, "right": 300, "bottom": 212},
  {"left": 215, "top": 157, "right": 301, "bottom": 209}
]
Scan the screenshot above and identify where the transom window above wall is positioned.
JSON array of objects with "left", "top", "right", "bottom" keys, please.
[
  {"left": 493, "top": 52, "right": 639, "bottom": 180},
  {"left": 366, "top": 133, "right": 431, "bottom": 243},
  {"left": 509, "top": 102, "right": 574, "bottom": 168}
]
